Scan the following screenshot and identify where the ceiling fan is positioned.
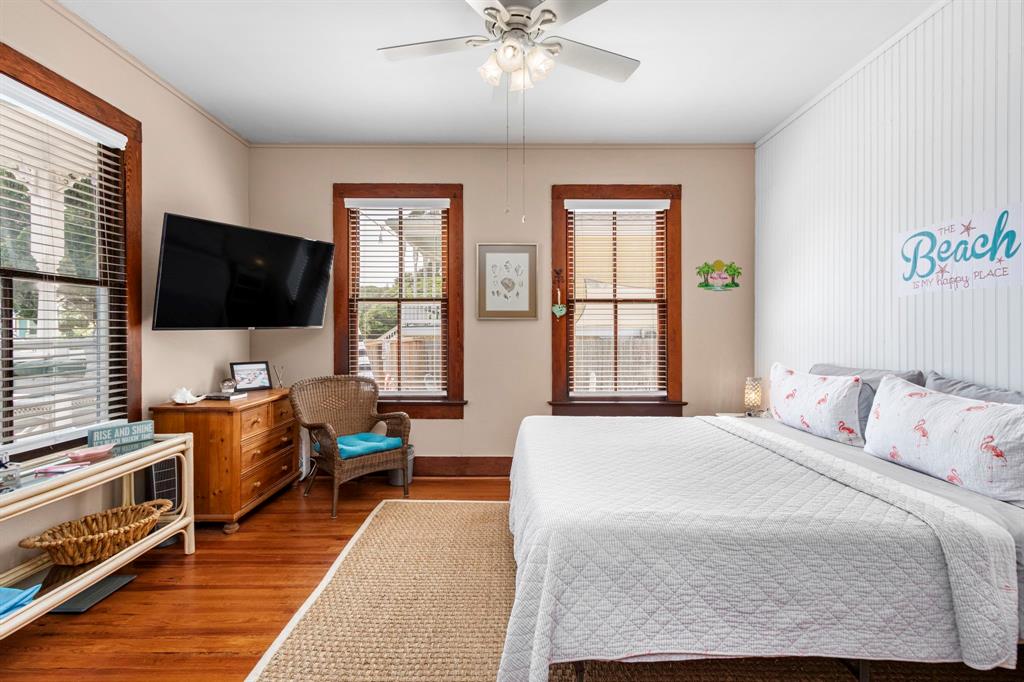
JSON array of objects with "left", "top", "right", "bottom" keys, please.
[{"left": 377, "top": 0, "right": 640, "bottom": 91}]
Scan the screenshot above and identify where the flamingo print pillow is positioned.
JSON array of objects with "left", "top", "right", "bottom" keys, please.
[
  {"left": 769, "top": 363, "right": 865, "bottom": 446},
  {"left": 864, "top": 375, "right": 1024, "bottom": 501}
]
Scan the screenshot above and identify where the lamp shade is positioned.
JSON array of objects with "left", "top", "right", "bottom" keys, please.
[{"left": 743, "top": 377, "right": 763, "bottom": 413}]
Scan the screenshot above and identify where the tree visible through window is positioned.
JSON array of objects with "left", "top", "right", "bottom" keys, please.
[
  {"left": 333, "top": 184, "right": 465, "bottom": 419},
  {"left": 1, "top": 97, "right": 127, "bottom": 451}
]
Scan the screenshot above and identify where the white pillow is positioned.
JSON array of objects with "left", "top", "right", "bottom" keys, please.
[
  {"left": 865, "top": 375, "right": 1024, "bottom": 501},
  {"left": 769, "top": 362, "right": 865, "bottom": 446}
]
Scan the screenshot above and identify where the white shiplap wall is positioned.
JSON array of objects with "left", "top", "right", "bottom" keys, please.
[{"left": 755, "top": 0, "right": 1024, "bottom": 391}]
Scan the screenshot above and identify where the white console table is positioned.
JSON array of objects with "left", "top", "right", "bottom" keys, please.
[{"left": 0, "top": 434, "right": 195, "bottom": 639}]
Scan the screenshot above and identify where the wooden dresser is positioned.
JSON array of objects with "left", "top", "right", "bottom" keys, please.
[{"left": 150, "top": 388, "right": 299, "bottom": 533}]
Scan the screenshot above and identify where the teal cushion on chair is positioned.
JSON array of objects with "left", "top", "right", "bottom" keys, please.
[{"left": 312, "top": 432, "right": 403, "bottom": 460}]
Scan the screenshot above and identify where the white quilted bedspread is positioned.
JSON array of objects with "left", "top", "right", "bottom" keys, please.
[{"left": 499, "top": 416, "right": 1019, "bottom": 682}]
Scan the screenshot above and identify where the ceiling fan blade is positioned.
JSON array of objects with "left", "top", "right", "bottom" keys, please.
[
  {"left": 465, "top": 0, "right": 510, "bottom": 23},
  {"left": 378, "top": 35, "right": 489, "bottom": 61},
  {"left": 532, "top": 0, "right": 607, "bottom": 31},
  {"left": 544, "top": 37, "right": 639, "bottom": 82}
]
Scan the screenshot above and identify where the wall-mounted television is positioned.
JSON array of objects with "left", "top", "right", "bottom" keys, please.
[{"left": 153, "top": 213, "right": 334, "bottom": 330}]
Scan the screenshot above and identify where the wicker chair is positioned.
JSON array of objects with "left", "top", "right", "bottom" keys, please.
[{"left": 289, "top": 376, "right": 410, "bottom": 518}]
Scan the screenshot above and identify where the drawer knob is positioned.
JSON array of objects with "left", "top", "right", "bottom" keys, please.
[
  {"left": 252, "top": 417, "right": 262, "bottom": 424},
  {"left": 253, "top": 480, "right": 262, "bottom": 489},
  {"left": 281, "top": 464, "right": 289, "bottom": 471},
  {"left": 253, "top": 449, "right": 262, "bottom": 456},
  {"left": 280, "top": 436, "right": 290, "bottom": 443}
]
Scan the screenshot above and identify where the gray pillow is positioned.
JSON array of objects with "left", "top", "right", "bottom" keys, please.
[
  {"left": 809, "top": 364, "right": 926, "bottom": 435},
  {"left": 809, "top": 363, "right": 926, "bottom": 391},
  {"left": 925, "top": 371, "right": 1023, "bottom": 404}
]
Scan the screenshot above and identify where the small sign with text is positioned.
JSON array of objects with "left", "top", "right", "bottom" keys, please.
[{"left": 896, "top": 203, "right": 1022, "bottom": 295}]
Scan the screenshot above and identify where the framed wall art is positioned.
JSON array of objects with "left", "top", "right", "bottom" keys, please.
[{"left": 477, "top": 243, "right": 538, "bottom": 319}]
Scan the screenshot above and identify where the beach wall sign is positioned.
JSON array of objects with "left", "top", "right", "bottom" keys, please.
[{"left": 896, "top": 203, "right": 1022, "bottom": 295}]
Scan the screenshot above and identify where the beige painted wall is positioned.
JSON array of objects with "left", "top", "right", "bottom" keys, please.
[
  {"left": 1, "top": 1, "right": 251, "bottom": 409},
  {"left": 249, "top": 145, "right": 754, "bottom": 456},
  {"left": 1, "top": 0, "right": 250, "bottom": 569}
]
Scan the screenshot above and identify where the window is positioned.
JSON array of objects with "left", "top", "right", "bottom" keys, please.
[
  {"left": 333, "top": 184, "right": 464, "bottom": 419},
  {"left": 551, "top": 185, "right": 684, "bottom": 416},
  {"left": 1, "top": 46, "right": 141, "bottom": 459}
]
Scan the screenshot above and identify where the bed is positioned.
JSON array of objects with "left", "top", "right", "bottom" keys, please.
[{"left": 498, "top": 415, "right": 1022, "bottom": 682}]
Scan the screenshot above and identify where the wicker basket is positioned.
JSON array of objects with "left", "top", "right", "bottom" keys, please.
[{"left": 19, "top": 499, "right": 173, "bottom": 566}]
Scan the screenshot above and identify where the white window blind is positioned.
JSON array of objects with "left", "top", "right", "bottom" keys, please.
[
  {"left": 1, "top": 90, "right": 128, "bottom": 452},
  {"left": 567, "top": 206, "right": 667, "bottom": 396},
  {"left": 346, "top": 200, "right": 449, "bottom": 397}
]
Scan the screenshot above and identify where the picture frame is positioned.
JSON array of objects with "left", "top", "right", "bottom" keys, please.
[
  {"left": 230, "top": 361, "right": 273, "bottom": 390},
  {"left": 477, "top": 243, "right": 538, "bottom": 319}
]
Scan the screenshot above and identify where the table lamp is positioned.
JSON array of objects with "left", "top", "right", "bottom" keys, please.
[{"left": 744, "top": 377, "right": 762, "bottom": 416}]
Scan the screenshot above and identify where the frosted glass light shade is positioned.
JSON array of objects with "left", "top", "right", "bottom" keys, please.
[
  {"left": 496, "top": 36, "right": 525, "bottom": 72},
  {"left": 744, "top": 377, "right": 763, "bottom": 413},
  {"left": 478, "top": 52, "right": 503, "bottom": 86},
  {"left": 509, "top": 67, "right": 534, "bottom": 92},
  {"left": 526, "top": 46, "right": 555, "bottom": 81}
]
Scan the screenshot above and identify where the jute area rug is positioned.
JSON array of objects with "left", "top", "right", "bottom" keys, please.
[{"left": 248, "top": 500, "right": 1021, "bottom": 682}]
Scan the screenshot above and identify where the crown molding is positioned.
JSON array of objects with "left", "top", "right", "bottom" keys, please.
[
  {"left": 41, "top": 0, "right": 249, "bottom": 146},
  {"left": 249, "top": 143, "right": 754, "bottom": 151}
]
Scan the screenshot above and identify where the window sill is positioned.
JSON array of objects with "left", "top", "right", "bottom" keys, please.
[
  {"left": 548, "top": 400, "right": 687, "bottom": 417},
  {"left": 377, "top": 399, "right": 467, "bottom": 420}
]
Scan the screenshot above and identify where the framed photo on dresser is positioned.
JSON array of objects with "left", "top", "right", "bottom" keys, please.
[{"left": 230, "top": 361, "right": 273, "bottom": 390}]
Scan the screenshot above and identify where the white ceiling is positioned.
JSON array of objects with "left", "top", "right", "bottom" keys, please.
[{"left": 61, "top": 0, "right": 932, "bottom": 144}]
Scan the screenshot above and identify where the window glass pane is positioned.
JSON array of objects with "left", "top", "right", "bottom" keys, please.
[
  {"left": 11, "top": 279, "right": 111, "bottom": 441},
  {"left": 615, "top": 212, "right": 660, "bottom": 299},
  {"left": 61, "top": 177, "right": 99, "bottom": 280},
  {"left": 400, "top": 209, "right": 443, "bottom": 299},
  {"left": 399, "top": 302, "right": 443, "bottom": 395},
  {"left": 356, "top": 301, "right": 397, "bottom": 389},
  {"left": 1, "top": 168, "right": 37, "bottom": 272},
  {"left": 617, "top": 303, "right": 661, "bottom": 394},
  {"left": 571, "top": 302, "right": 614, "bottom": 394},
  {"left": 356, "top": 211, "right": 400, "bottom": 298}
]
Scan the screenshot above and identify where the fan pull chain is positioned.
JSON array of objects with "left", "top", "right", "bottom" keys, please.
[
  {"left": 521, "top": 82, "right": 527, "bottom": 224},
  {"left": 504, "top": 73, "right": 510, "bottom": 215}
]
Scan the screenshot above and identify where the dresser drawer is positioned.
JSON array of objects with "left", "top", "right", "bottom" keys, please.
[
  {"left": 240, "top": 423, "right": 296, "bottom": 473},
  {"left": 241, "top": 450, "right": 296, "bottom": 509},
  {"left": 240, "top": 404, "right": 271, "bottom": 438},
  {"left": 271, "top": 397, "right": 293, "bottom": 427}
]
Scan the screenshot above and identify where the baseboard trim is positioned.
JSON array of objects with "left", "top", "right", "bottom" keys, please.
[{"left": 415, "top": 456, "right": 511, "bottom": 477}]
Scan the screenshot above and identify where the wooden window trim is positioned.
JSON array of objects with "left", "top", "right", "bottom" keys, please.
[
  {"left": 332, "top": 183, "right": 464, "bottom": 419},
  {"left": 0, "top": 45, "right": 143, "bottom": 444},
  {"left": 550, "top": 184, "right": 685, "bottom": 417}
]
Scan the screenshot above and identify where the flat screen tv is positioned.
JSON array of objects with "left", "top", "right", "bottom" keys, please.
[{"left": 153, "top": 213, "right": 334, "bottom": 329}]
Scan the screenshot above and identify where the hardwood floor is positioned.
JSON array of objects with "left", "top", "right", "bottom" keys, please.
[{"left": 0, "top": 476, "right": 510, "bottom": 681}]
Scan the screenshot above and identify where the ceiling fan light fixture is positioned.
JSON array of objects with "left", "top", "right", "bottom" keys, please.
[
  {"left": 496, "top": 34, "right": 526, "bottom": 72},
  {"left": 509, "top": 67, "right": 534, "bottom": 92},
  {"left": 525, "top": 45, "right": 555, "bottom": 81},
  {"left": 478, "top": 51, "right": 503, "bottom": 86}
]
